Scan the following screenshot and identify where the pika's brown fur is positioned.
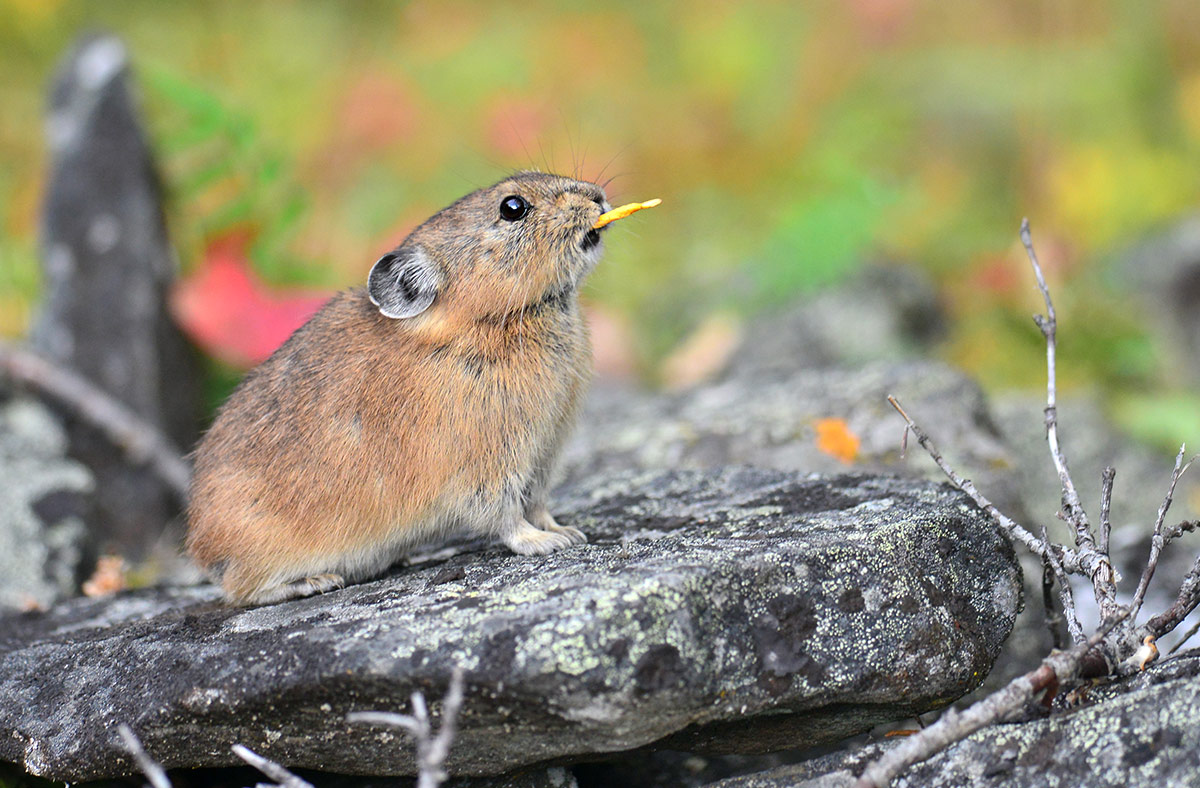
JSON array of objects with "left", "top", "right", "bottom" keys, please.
[{"left": 187, "top": 172, "right": 611, "bottom": 604}]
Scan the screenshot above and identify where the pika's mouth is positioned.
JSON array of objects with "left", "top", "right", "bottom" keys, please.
[
  {"left": 580, "top": 228, "right": 602, "bottom": 252},
  {"left": 580, "top": 197, "right": 660, "bottom": 253}
]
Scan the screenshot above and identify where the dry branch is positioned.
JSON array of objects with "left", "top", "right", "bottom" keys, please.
[
  {"left": 1142, "top": 555, "right": 1200, "bottom": 641},
  {"left": 854, "top": 618, "right": 1124, "bottom": 788},
  {"left": 347, "top": 667, "right": 465, "bottom": 788},
  {"left": 1098, "top": 466, "right": 1115, "bottom": 556},
  {"left": 1040, "top": 555, "right": 1068, "bottom": 650},
  {"left": 1169, "top": 616, "right": 1200, "bottom": 655},
  {"left": 116, "top": 724, "right": 172, "bottom": 788},
  {"left": 1042, "top": 527, "right": 1085, "bottom": 645},
  {"left": 1130, "top": 446, "right": 1193, "bottom": 621},
  {"left": 231, "top": 744, "right": 314, "bottom": 788},
  {"left": 864, "top": 219, "right": 1200, "bottom": 785},
  {"left": 887, "top": 396, "right": 1047, "bottom": 561},
  {"left": 0, "top": 341, "right": 191, "bottom": 500},
  {"left": 1019, "top": 220, "right": 1121, "bottom": 626}
]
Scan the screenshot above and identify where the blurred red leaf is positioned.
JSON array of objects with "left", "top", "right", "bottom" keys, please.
[
  {"left": 971, "top": 255, "right": 1022, "bottom": 297},
  {"left": 170, "top": 233, "right": 332, "bottom": 369},
  {"left": 849, "top": 0, "right": 916, "bottom": 44},
  {"left": 340, "top": 71, "right": 420, "bottom": 149}
]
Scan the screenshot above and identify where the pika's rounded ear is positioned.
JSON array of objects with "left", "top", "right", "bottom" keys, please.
[{"left": 367, "top": 246, "right": 441, "bottom": 319}]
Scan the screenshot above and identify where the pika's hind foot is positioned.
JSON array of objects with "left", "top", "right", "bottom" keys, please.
[
  {"left": 527, "top": 505, "right": 587, "bottom": 545},
  {"left": 248, "top": 573, "right": 346, "bottom": 605},
  {"left": 502, "top": 518, "right": 585, "bottom": 555}
]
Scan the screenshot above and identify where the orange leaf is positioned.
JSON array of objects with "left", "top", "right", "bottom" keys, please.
[
  {"left": 883, "top": 728, "right": 920, "bottom": 738},
  {"left": 171, "top": 233, "right": 332, "bottom": 369},
  {"left": 815, "top": 418, "right": 860, "bottom": 464}
]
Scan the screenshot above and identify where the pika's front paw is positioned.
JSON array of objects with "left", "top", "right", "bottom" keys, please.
[{"left": 502, "top": 520, "right": 584, "bottom": 555}]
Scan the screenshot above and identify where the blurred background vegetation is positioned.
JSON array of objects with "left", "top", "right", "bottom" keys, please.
[{"left": 3, "top": 0, "right": 1200, "bottom": 447}]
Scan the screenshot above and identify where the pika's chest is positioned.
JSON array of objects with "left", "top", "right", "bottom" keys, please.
[{"left": 450, "top": 315, "right": 589, "bottom": 406}]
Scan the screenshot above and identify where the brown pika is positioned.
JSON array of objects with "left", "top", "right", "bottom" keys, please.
[{"left": 186, "top": 172, "right": 659, "bottom": 605}]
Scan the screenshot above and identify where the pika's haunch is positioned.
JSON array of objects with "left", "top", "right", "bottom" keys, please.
[{"left": 186, "top": 172, "right": 658, "bottom": 605}]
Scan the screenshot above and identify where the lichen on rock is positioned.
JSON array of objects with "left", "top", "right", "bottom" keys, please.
[{"left": 0, "top": 396, "right": 93, "bottom": 610}]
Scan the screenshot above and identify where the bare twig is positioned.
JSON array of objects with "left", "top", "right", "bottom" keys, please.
[
  {"left": 347, "top": 667, "right": 465, "bottom": 788},
  {"left": 1098, "top": 466, "right": 1115, "bottom": 556},
  {"left": 874, "top": 220, "right": 1200, "bottom": 784},
  {"left": 855, "top": 615, "right": 1125, "bottom": 788},
  {"left": 1042, "top": 528, "right": 1085, "bottom": 645},
  {"left": 1130, "top": 446, "right": 1192, "bottom": 621},
  {"left": 0, "top": 341, "right": 191, "bottom": 499},
  {"left": 1020, "top": 220, "right": 1121, "bottom": 626},
  {"left": 1168, "top": 616, "right": 1200, "bottom": 655},
  {"left": 1040, "top": 554, "right": 1068, "bottom": 650},
  {"left": 1143, "top": 556, "right": 1200, "bottom": 642},
  {"left": 116, "top": 724, "right": 172, "bottom": 788},
  {"left": 231, "top": 744, "right": 314, "bottom": 788},
  {"left": 888, "top": 396, "right": 1049, "bottom": 562},
  {"left": 1163, "top": 519, "right": 1199, "bottom": 547}
]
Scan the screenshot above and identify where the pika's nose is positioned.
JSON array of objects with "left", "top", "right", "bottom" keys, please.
[
  {"left": 562, "top": 183, "right": 608, "bottom": 212},
  {"left": 573, "top": 182, "right": 606, "bottom": 207}
]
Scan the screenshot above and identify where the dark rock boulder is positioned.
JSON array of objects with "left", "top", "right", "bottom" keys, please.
[
  {"left": 31, "top": 34, "right": 200, "bottom": 558},
  {"left": 565, "top": 360, "right": 1023, "bottom": 520},
  {"left": 704, "top": 649, "right": 1200, "bottom": 788},
  {"left": 0, "top": 469, "right": 1019, "bottom": 782}
]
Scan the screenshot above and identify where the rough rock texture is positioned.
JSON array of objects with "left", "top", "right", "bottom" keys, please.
[
  {"left": 0, "top": 469, "right": 1019, "bottom": 782},
  {"left": 703, "top": 649, "right": 1200, "bottom": 788},
  {"left": 564, "top": 360, "right": 1024, "bottom": 521},
  {"left": 31, "top": 34, "right": 199, "bottom": 558},
  {"left": 0, "top": 396, "right": 93, "bottom": 610}
]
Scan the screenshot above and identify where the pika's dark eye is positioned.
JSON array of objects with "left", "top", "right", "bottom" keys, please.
[{"left": 499, "top": 195, "right": 529, "bottom": 222}]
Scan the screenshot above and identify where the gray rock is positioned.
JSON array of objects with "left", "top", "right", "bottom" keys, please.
[
  {"left": 31, "top": 34, "right": 200, "bottom": 558},
  {"left": 723, "top": 264, "right": 945, "bottom": 379},
  {"left": 705, "top": 649, "right": 1200, "bottom": 788},
  {"left": 1112, "top": 216, "right": 1200, "bottom": 384},
  {"left": 0, "top": 396, "right": 93, "bottom": 610},
  {"left": 565, "top": 360, "right": 1024, "bottom": 521},
  {"left": 0, "top": 469, "right": 1019, "bottom": 782}
]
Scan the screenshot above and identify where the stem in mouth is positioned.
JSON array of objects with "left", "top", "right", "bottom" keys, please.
[{"left": 593, "top": 198, "right": 662, "bottom": 229}]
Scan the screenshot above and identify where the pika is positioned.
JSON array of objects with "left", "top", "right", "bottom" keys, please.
[{"left": 186, "top": 172, "right": 659, "bottom": 605}]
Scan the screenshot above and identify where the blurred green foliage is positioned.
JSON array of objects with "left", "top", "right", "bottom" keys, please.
[{"left": 3, "top": 0, "right": 1200, "bottom": 448}]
